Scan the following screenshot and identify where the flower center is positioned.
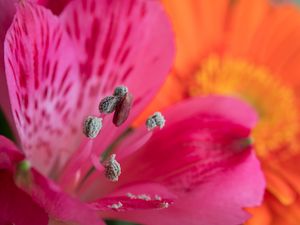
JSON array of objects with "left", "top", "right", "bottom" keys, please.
[{"left": 189, "top": 55, "right": 300, "bottom": 158}]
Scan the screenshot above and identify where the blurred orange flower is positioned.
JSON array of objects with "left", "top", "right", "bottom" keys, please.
[{"left": 140, "top": 0, "right": 300, "bottom": 224}]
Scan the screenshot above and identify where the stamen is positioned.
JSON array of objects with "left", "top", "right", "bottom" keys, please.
[
  {"left": 127, "top": 193, "right": 137, "bottom": 199},
  {"left": 113, "top": 93, "right": 133, "bottom": 127},
  {"left": 114, "top": 85, "right": 128, "bottom": 98},
  {"left": 83, "top": 116, "right": 102, "bottom": 138},
  {"left": 108, "top": 201, "right": 123, "bottom": 210},
  {"left": 154, "top": 195, "right": 162, "bottom": 201},
  {"left": 137, "top": 194, "right": 151, "bottom": 201},
  {"left": 146, "top": 112, "right": 165, "bottom": 130},
  {"left": 15, "top": 159, "right": 32, "bottom": 188},
  {"left": 160, "top": 202, "right": 169, "bottom": 208},
  {"left": 99, "top": 96, "right": 118, "bottom": 114},
  {"left": 103, "top": 154, "right": 121, "bottom": 182}
]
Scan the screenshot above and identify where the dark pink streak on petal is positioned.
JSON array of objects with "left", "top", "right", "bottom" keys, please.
[
  {"left": 4, "top": 2, "right": 84, "bottom": 175},
  {"left": 60, "top": 0, "right": 174, "bottom": 159}
]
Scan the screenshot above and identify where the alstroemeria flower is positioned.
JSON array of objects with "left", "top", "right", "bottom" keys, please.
[
  {"left": 0, "top": 0, "right": 265, "bottom": 225},
  {"left": 143, "top": 0, "right": 300, "bottom": 224}
]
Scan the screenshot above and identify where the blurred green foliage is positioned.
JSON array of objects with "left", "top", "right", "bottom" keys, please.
[
  {"left": 105, "top": 220, "right": 139, "bottom": 225},
  {"left": 0, "top": 109, "right": 14, "bottom": 140}
]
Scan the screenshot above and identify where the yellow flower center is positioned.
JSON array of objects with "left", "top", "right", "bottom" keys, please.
[{"left": 189, "top": 55, "right": 299, "bottom": 158}]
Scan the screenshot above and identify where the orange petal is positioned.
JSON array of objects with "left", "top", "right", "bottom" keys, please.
[
  {"left": 264, "top": 168, "right": 297, "bottom": 206},
  {"left": 245, "top": 203, "right": 272, "bottom": 225},
  {"left": 161, "top": 0, "right": 228, "bottom": 76},
  {"left": 226, "top": 0, "right": 269, "bottom": 57}
]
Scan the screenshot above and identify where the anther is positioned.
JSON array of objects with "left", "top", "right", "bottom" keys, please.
[
  {"left": 160, "top": 202, "right": 169, "bottom": 208},
  {"left": 137, "top": 194, "right": 151, "bottom": 201},
  {"left": 154, "top": 195, "right": 162, "bottom": 201},
  {"left": 146, "top": 112, "right": 165, "bottom": 130},
  {"left": 127, "top": 193, "right": 137, "bottom": 199},
  {"left": 83, "top": 116, "right": 102, "bottom": 138},
  {"left": 104, "top": 154, "right": 121, "bottom": 182},
  {"left": 99, "top": 96, "right": 118, "bottom": 114},
  {"left": 108, "top": 201, "right": 123, "bottom": 210},
  {"left": 113, "top": 93, "right": 133, "bottom": 127},
  {"left": 113, "top": 85, "right": 128, "bottom": 98}
]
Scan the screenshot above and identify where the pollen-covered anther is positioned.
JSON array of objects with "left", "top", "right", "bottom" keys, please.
[
  {"left": 146, "top": 112, "right": 165, "bottom": 131},
  {"left": 113, "top": 85, "right": 128, "bottom": 98},
  {"left": 83, "top": 116, "right": 102, "bottom": 138},
  {"left": 154, "top": 195, "right": 162, "bottom": 201},
  {"left": 137, "top": 194, "right": 151, "bottom": 201},
  {"left": 127, "top": 193, "right": 137, "bottom": 199},
  {"left": 104, "top": 154, "right": 121, "bottom": 182},
  {"left": 108, "top": 201, "right": 123, "bottom": 210},
  {"left": 160, "top": 202, "right": 169, "bottom": 208},
  {"left": 99, "top": 96, "right": 118, "bottom": 114}
]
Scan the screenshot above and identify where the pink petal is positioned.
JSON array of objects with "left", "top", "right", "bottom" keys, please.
[
  {"left": 88, "top": 96, "right": 265, "bottom": 224},
  {"left": 0, "top": 136, "right": 48, "bottom": 225},
  {"left": 58, "top": 0, "right": 174, "bottom": 187},
  {"left": 22, "top": 169, "right": 105, "bottom": 225},
  {"left": 0, "top": 171, "right": 49, "bottom": 225},
  {"left": 107, "top": 152, "right": 265, "bottom": 225},
  {"left": 4, "top": 2, "right": 87, "bottom": 175},
  {"left": 91, "top": 196, "right": 173, "bottom": 212},
  {"left": 164, "top": 95, "right": 258, "bottom": 130},
  {"left": 0, "top": 135, "right": 23, "bottom": 169},
  {"left": 0, "top": 0, "right": 18, "bottom": 139},
  {"left": 0, "top": 135, "right": 104, "bottom": 225},
  {"left": 60, "top": 0, "right": 174, "bottom": 156},
  {"left": 89, "top": 183, "right": 175, "bottom": 214}
]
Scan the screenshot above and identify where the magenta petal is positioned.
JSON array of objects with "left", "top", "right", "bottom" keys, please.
[
  {"left": 0, "top": 0, "right": 19, "bottom": 139},
  {"left": 89, "top": 183, "right": 175, "bottom": 216},
  {"left": 0, "top": 136, "right": 48, "bottom": 225},
  {"left": 0, "top": 135, "right": 104, "bottom": 225},
  {"left": 60, "top": 0, "right": 174, "bottom": 156},
  {"left": 4, "top": 2, "right": 87, "bottom": 175},
  {"left": 164, "top": 95, "right": 258, "bottom": 129},
  {"left": 104, "top": 96, "right": 264, "bottom": 225},
  {"left": 109, "top": 152, "right": 265, "bottom": 225},
  {"left": 24, "top": 169, "right": 105, "bottom": 225},
  {"left": 0, "top": 171, "right": 49, "bottom": 225},
  {"left": 91, "top": 196, "right": 173, "bottom": 212}
]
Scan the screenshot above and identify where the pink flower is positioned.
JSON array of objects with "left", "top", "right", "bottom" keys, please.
[{"left": 0, "top": 1, "right": 265, "bottom": 225}]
